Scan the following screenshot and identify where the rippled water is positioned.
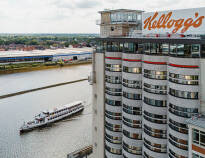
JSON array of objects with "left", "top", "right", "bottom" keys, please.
[{"left": 0, "top": 65, "right": 92, "bottom": 158}]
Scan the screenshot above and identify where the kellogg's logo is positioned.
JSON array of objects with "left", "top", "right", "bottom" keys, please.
[{"left": 144, "top": 12, "right": 205, "bottom": 33}]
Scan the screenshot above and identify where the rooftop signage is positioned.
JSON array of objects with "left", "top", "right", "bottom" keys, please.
[{"left": 142, "top": 7, "right": 205, "bottom": 35}]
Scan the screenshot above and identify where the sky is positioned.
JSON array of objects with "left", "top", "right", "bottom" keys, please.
[{"left": 0, "top": 0, "right": 205, "bottom": 33}]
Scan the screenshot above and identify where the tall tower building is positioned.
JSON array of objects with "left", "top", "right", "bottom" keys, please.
[{"left": 92, "top": 7, "right": 205, "bottom": 158}]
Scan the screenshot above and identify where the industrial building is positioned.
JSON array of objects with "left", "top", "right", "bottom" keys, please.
[
  {"left": 92, "top": 7, "right": 205, "bottom": 158},
  {"left": 0, "top": 48, "right": 92, "bottom": 64}
]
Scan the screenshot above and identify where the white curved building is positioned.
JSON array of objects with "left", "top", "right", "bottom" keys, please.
[{"left": 92, "top": 7, "right": 205, "bottom": 158}]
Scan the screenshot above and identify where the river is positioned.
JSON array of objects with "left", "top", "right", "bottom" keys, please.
[{"left": 0, "top": 64, "right": 92, "bottom": 158}]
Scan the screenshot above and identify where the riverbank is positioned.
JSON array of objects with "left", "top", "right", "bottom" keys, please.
[
  {"left": 0, "top": 78, "right": 88, "bottom": 99},
  {"left": 0, "top": 60, "right": 92, "bottom": 75}
]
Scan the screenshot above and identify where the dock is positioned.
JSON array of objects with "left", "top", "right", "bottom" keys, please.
[{"left": 67, "top": 145, "right": 93, "bottom": 158}]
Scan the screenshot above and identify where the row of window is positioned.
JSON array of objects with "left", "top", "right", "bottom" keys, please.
[
  {"left": 105, "top": 144, "right": 122, "bottom": 155},
  {"left": 144, "top": 110, "right": 167, "bottom": 124},
  {"left": 169, "top": 73, "right": 199, "bottom": 85},
  {"left": 105, "top": 121, "right": 121, "bottom": 132},
  {"left": 105, "top": 98, "right": 121, "bottom": 106},
  {"left": 123, "top": 104, "right": 142, "bottom": 115},
  {"left": 192, "top": 129, "right": 205, "bottom": 147},
  {"left": 144, "top": 69, "right": 167, "bottom": 80},
  {"left": 123, "top": 92, "right": 141, "bottom": 100},
  {"left": 169, "top": 119, "right": 188, "bottom": 134},
  {"left": 169, "top": 103, "right": 198, "bottom": 118},
  {"left": 169, "top": 149, "right": 187, "bottom": 158},
  {"left": 123, "top": 141, "right": 142, "bottom": 155},
  {"left": 100, "top": 42, "right": 204, "bottom": 58},
  {"left": 169, "top": 134, "right": 188, "bottom": 150},
  {"left": 105, "top": 86, "right": 122, "bottom": 96},
  {"left": 169, "top": 88, "right": 198, "bottom": 99},
  {"left": 169, "top": 138, "right": 188, "bottom": 151},
  {"left": 193, "top": 153, "right": 205, "bottom": 158},
  {"left": 123, "top": 116, "right": 141, "bottom": 129},
  {"left": 105, "top": 75, "right": 122, "bottom": 84},
  {"left": 105, "top": 110, "right": 121, "bottom": 120},
  {"left": 144, "top": 82, "right": 167, "bottom": 95},
  {"left": 123, "top": 66, "right": 142, "bottom": 74},
  {"left": 123, "top": 79, "right": 142, "bottom": 89},
  {"left": 144, "top": 138, "right": 167, "bottom": 153},
  {"left": 144, "top": 97, "right": 167, "bottom": 107},
  {"left": 105, "top": 132, "right": 122, "bottom": 144},
  {"left": 144, "top": 151, "right": 154, "bottom": 158},
  {"left": 105, "top": 64, "right": 121, "bottom": 72},
  {"left": 144, "top": 124, "right": 167, "bottom": 139},
  {"left": 123, "top": 129, "right": 142, "bottom": 140}
]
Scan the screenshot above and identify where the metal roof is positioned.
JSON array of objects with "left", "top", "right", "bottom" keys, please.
[
  {"left": 0, "top": 48, "right": 93, "bottom": 59},
  {"left": 99, "top": 9, "right": 143, "bottom": 13},
  {"left": 95, "top": 37, "right": 205, "bottom": 44},
  {"left": 186, "top": 115, "right": 205, "bottom": 129}
]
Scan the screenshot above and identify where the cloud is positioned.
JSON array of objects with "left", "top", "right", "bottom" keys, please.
[
  {"left": 75, "top": 0, "right": 101, "bottom": 8},
  {"left": 0, "top": 0, "right": 205, "bottom": 33}
]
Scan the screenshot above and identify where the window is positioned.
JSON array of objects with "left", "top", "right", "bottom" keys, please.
[
  {"left": 123, "top": 66, "right": 141, "bottom": 74},
  {"left": 105, "top": 121, "right": 121, "bottom": 132},
  {"left": 123, "top": 141, "right": 142, "bottom": 155},
  {"left": 169, "top": 103, "right": 198, "bottom": 118},
  {"left": 144, "top": 83, "right": 167, "bottom": 95},
  {"left": 193, "top": 129, "right": 205, "bottom": 147},
  {"left": 105, "top": 98, "right": 121, "bottom": 106},
  {"left": 169, "top": 119, "right": 188, "bottom": 134},
  {"left": 169, "top": 88, "right": 198, "bottom": 99},
  {"left": 123, "top": 129, "right": 142, "bottom": 140},
  {"left": 144, "top": 111, "right": 167, "bottom": 124},
  {"left": 105, "top": 86, "right": 122, "bottom": 96},
  {"left": 105, "top": 75, "right": 121, "bottom": 84},
  {"left": 144, "top": 124, "right": 167, "bottom": 139},
  {"left": 105, "top": 144, "right": 122, "bottom": 155},
  {"left": 123, "top": 104, "right": 141, "bottom": 115},
  {"left": 169, "top": 134, "right": 188, "bottom": 150},
  {"left": 123, "top": 116, "right": 141, "bottom": 128},
  {"left": 123, "top": 92, "right": 141, "bottom": 100},
  {"left": 123, "top": 79, "right": 141, "bottom": 89},
  {"left": 105, "top": 110, "right": 121, "bottom": 120},
  {"left": 193, "top": 153, "right": 205, "bottom": 158},
  {"left": 144, "top": 97, "right": 167, "bottom": 107},
  {"left": 105, "top": 132, "right": 122, "bottom": 144},
  {"left": 144, "top": 69, "right": 167, "bottom": 80},
  {"left": 107, "top": 42, "right": 120, "bottom": 52},
  {"left": 124, "top": 43, "right": 135, "bottom": 53},
  {"left": 105, "top": 64, "right": 121, "bottom": 72},
  {"left": 169, "top": 72, "right": 199, "bottom": 85},
  {"left": 144, "top": 138, "right": 167, "bottom": 153}
]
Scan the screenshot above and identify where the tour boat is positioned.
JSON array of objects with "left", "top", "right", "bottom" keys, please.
[{"left": 20, "top": 101, "right": 85, "bottom": 133}]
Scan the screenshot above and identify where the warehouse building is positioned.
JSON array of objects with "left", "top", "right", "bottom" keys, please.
[{"left": 0, "top": 48, "right": 92, "bottom": 64}]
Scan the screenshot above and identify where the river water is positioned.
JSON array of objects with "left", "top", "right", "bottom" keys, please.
[{"left": 0, "top": 64, "right": 92, "bottom": 158}]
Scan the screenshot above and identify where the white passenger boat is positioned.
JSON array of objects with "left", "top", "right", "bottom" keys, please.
[{"left": 20, "top": 101, "right": 85, "bottom": 133}]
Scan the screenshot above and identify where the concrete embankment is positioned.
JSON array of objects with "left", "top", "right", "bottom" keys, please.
[
  {"left": 0, "top": 78, "right": 88, "bottom": 99},
  {"left": 0, "top": 60, "right": 92, "bottom": 75}
]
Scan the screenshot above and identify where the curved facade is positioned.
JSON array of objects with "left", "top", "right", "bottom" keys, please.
[
  {"left": 167, "top": 57, "right": 200, "bottom": 158},
  {"left": 122, "top": 52, "right": 143, "bottom": 158},
  {"left": 142, "top": 54, "right": 168, "bottom": 158},
  {"left": 97, "top": 41, "right": 202, "bottom": 158},
  {"left": 105, "top": 50, "right": 123, "bottom": 158}
]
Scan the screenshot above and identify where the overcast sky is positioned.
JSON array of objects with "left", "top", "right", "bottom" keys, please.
[{"left": 0, "top": 0, "right": 205, "bottom": 33}]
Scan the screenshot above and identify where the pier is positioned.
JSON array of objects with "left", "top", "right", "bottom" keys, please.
[{"left": 67, "top": 145, "right": 93, "bottom": 158}]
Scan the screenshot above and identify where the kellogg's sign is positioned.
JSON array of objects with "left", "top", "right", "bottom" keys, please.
[{"left": 142, "top": 7, "right": 205, "bottom": 35}]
